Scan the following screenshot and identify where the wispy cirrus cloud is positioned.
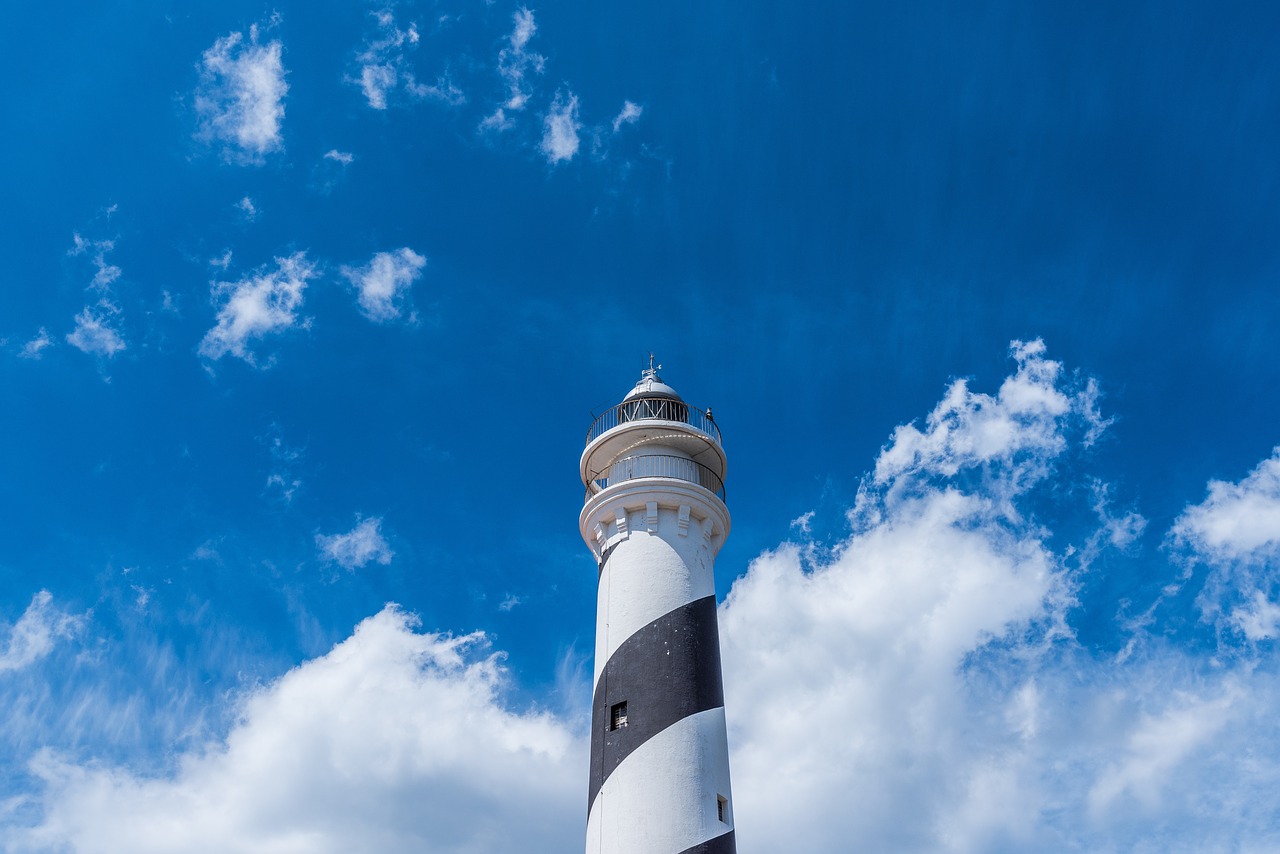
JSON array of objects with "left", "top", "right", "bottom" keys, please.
[
  {"left": 235, "top": 196, "right": 258, "bottom": 221},
  {"left": 18, "top": 328, "right": 53, "bottom": 359},
  {"left": 198, "top": 252, "right": 317, "bottom": 365},
  {"left": 352, "top": 10, "right": 420, "bottom": 110},
  {"left": 316, "top": 517, "right": 394, "bottom": 570},
  {"left": 194, "top": 22, "right": 287, "bottom": 163},
  {"left": 0, "top": 591, "right": 82, "bottom": 673},
  {"left": 340, "top": 6, "right": 636, "bottom": 168},
  {"left": 351, "top": 10, "right": 464, "bottom": 111},
  {"left": 312, "top": 150, "right": 356, "bottom": 195},
  {"left": 341, "top": 247, "right": 426, "bottom": 323},
  {"left": 483, "top": 6, "right": 544, "bottom": 130},
  {"left": 65, "top": 228, "right": 128, "bottom": 360},
  {"left": 611, "top": 100, "right": 643, "bottom": 133},
  {"left": 68, "top": 233, "right": 121, "bottom": 290},
  {"left": 259, "top": 423, "right": 304, "bottom": 505}
]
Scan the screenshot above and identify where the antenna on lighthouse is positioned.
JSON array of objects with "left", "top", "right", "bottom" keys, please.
[{"left": 642, "top": 351, "right": 663, "bottom": 381}]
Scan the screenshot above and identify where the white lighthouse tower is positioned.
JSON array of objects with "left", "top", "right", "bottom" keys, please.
[{"left": 579, "top": 360, "right": 736, "bottom": 854}]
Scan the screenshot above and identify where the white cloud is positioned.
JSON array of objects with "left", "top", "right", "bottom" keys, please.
[
  {"left": 356, "top": 10, "right": 418, "bottom": 109},
  {"left": 611, "top": 100, "right": 642, "bottom": 132},
  {"left": 478, "top": 107, "right": 514, "bottom": 133},
  {"left": 236, "top": 196, "right": 258, "bottom": 221},
  {"left": 359, "top": 62, "right": 398, "bottom": 111},
  {"left": 1173, "top": 449, "right": 1280, "bottom": 564},
  {"left": 66, "top": 302, "right": 126, "bottom": 357},
  {"left": 198, "top": 252, "right": 316, "bottom": 365},
  {"left": 316, "top": 517, "right": 394, "bottom": 570},
  {"left": 1086, "top": 686, "right": 1237, "bottom": 817},
  {"left": 68, "top": 233, "right": 122, "bottom": 290},
  {"left": 11, "top": 606, "right": 582, "bottom": 853},
  {"left": 19, "top": 328, "right": 53, "bottom": 359},
  {"left": 351, "top": 10, "right": 464, "bottom": 110},
  {"left": 261, "top": 424, "right": 304, "bottom": 505},
  {"left": 194, "top": 24, "right": 287, "bottom": 162},
  {"left": 871, "top": 338, "right": 1085, "bottom": 492},
  {"left": 0, "top": 591, "right": 81, "bottom": 673},
  {"left": 1172, "top": 447, "right": 1280, "bottom": 639},
  {"left": 408, "top": 72, "right": 466, "bottom": 107},
  {"left": 498, "top": 594, "right": 521, "bottom": 613},
  {"left": 480, "top": 7, "right": 544, "bottom": 130},
  {"left": 323, "top": 149, "right": 354, "bottom": 165},
  {"left": 14, "top": 340, "right": 1280, "bottom": 852},
  {"left": 789, "top": 509, "right": 815, "bottom": 534},
  {"left": 541, "top": 90, "right": 581, "bottom": 164},
  {"left": 716, "top": 340, "right": 1280, "bottom": 851},
  {"left": 341, "top": 248, "right": 426, "bottom": 323}
]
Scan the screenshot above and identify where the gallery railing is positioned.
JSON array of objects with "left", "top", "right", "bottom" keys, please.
[
  {"left": 585, "top": 454, "right": 726, "bottom": 502},
  {"left": 585, "top": 398, "right": 721, "bottom": 446}
]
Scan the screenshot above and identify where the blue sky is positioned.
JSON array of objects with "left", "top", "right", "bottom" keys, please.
[{"left": 2, "top": 1, "right": 1280, "bottom": 850}]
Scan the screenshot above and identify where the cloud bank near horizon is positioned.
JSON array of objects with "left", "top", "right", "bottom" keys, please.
[{"left": 6, "top": 341, "right": 1279, "bottom": 852}]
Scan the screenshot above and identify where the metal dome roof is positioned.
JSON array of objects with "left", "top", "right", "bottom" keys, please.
[
  {"left": 621, "top": 355, "right": 684, "bottom": 402},
  {"left": 622, "top": 376, "right": 684, "bottom": 402}
]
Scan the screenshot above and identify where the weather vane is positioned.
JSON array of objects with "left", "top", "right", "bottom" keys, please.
[{"left": 643, "top": 351, "right": 662, "bottom": 381}]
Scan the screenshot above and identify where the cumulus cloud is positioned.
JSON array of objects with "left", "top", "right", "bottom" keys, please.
[
  {"left": 10, "top": 606, "right": 582, "bottom": 853},
  {"left": 0, "top": 591, "right": 81, "bottom": 673},
  {"left": 1173, "top": 449, "right": 1280, "bottom": 564},
  {"left": 541, "top": 90, "right": 581, "bottom": 164},
  {"left": 1172, "top": 447, "right": 1280, "bottom": 639},
  {"left": 717, "top": 339, "right": 1280, "bottom": 851},
  {"left": 14, "top": 340, "right": 1280, "bottom": 852},
  {"left": 66, "top": 302, "right": 126, "bottom": 357},
  {"left": 611, "top": 100, "right": 642, "bottom": 132},
  {"left": 871, "top": 338, "right": 1105, "bottom": 495},
  {"left": 323, "top": 149, "right": 354, "bottom": 165},
  {"left": 340, "top": 248, "right": 425, "bottom": 323},
  {"left": 198, "top": 252, "right": 317, "bottom": 365},
  {"left": 19, "top": 328, "right": 53, "bottom": 359},
  {"left": 194, "top": 24, "right": 287, "bottom": 162},
  {"left": 236, "top": 196, "right": 258, "bottom": 221},
  {"left": 316, "top": 517, "right": 394, "bottom": 570}
]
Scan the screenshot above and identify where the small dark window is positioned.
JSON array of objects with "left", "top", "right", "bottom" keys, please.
[
  {"left": 717, "top": 795, "right": 728, "bottom": 823},
  {"left": 610, "top": 701, "right": 628, "bottom": 730}
]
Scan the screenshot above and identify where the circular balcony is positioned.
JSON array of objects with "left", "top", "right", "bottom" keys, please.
[
  {"left": 585, "top": 398, "right": 721, "bottom": 447},
  {"left": 584, "top": 453, "right": 726, "bottom": 502}
]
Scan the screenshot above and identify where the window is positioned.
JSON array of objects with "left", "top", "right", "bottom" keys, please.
[
  {"left": 610, "top": 701, "right": 628, "bottom": 730},
  {"left": 717, "top": 795, "right": 728, "bottom": 823}
]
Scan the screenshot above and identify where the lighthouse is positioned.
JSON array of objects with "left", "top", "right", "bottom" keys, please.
[{"left": 579, "top": 360, "right": 736, "bottom": 854}]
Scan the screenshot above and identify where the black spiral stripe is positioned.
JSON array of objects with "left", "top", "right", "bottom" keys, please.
[
  {"left": 588, "top": 594, "right": 726, "bottom": 811},
  {"left": 676, "top": 830, "right": 737, "bottom": 854}
]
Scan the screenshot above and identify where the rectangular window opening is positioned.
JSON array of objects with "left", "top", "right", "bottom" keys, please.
[
  {"left": 609, "top": 701, "right": 628, "bottom": 730},
  {"left": 717, "top": 794, "right": 728, "bottom": 823}
]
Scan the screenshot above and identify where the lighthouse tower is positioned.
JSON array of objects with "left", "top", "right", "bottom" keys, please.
[{"left": 579, "top": 360, "right": 736, "bottom": 854}]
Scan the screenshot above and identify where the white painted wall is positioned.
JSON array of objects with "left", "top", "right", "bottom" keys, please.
[
  {"left": 585, "top": 708, "right": 735, "bottom": 854},
  {"left": 592, "top": 506, "right": 716, "bottom": 687}
]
